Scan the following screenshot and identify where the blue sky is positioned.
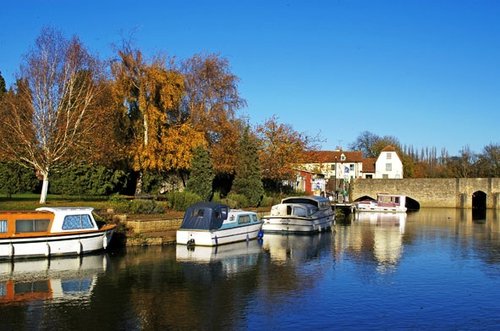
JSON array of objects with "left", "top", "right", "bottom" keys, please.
[{"left": 1, "top": 0, "right": 499, "bottom": 155}]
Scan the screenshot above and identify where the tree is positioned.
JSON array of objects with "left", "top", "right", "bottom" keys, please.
[
  {"left": 0, "top": 162, "right": 38, "bottom": 197},
  {"left": 231, "top": 127, "right": 264, "bottom": 206},
  {"left": 447, "top": 145, "right": 477, "bottom": 178},
  {"left": 475, "top": 143, "right": 499, "bottom": 177},
  {"left": 111, "top": 45, "right": 206, "bottom": 193},
  {"left": 185, "top": 146, "right": 214, "bottom": 201},
  {"left": 0, "top": 71, "right": 6, "bottom": 98},
  {"left": 256, "top": 115, "right": 317, "bottom": 190},
  {"left": 0, "top": 28, "right": 106, "bottom": 203},
  {"left": 181, "top": 54, "right": 246, "bottom": 175}
]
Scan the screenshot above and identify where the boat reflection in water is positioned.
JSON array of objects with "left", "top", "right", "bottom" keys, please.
[
  {"left": 176, "top": 240, "right": 262, "bottom": 275},
  {"left": 262, "top": 232, "right": 332, "bottom": 264},
  {"left": 0, "top": 254, "right": 108, "bottom": 305},
  {"left": 352, "top": 212, "right": 407, "bottom": 273}
]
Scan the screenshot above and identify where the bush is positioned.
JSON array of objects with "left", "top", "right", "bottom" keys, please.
[
  {"left": 225, "top": 193, "right": 249, "bottom": 209},
  {"left": 129, "top": 199, "right": 165, "bottom": 214},
  {"left": 166, "top": 191, "right": 203, "bottom": 211},
  {"left": 51, "top": 164, "right": 128, "bottom": 195}
]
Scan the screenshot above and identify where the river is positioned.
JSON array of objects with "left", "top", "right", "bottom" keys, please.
[{"left": 1, "top": 208, "right": 499, "bottom": 330}]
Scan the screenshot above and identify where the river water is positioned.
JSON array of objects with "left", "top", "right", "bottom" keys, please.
[{"left": 1, "top": 208, "right": 499, "bottom": 330}]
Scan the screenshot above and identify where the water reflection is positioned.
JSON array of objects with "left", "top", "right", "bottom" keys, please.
[
  {"left": 0, "top": 209, "right": 499, "bottom": 330},
  {"left": 262, "top": 232, "right": 331, "bottom": 264},
  {"left": 0, "top": 254, "right": 108, "bottom": 305},
  {"left": 176, "top": 240, "right": 262, "bottom": 275},
  {"left": 336, "top": 213, "right": 407, "bottom": 274}
]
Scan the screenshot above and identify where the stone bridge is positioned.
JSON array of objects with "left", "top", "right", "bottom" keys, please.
[{"left": 351, "top": 178, "right": 500, "bottom": 209}]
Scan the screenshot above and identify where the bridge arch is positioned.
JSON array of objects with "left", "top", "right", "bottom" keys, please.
[
  {"left": 352, "top": 194, "right": 420, "bottom": 211},
  {"left": 472, "top": 191, "right": 487, "bottom": 210}
]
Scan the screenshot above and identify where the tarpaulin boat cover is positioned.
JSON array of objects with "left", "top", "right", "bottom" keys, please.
[{"left": 179, "top": 202, "right": 229, "bottom": 230}]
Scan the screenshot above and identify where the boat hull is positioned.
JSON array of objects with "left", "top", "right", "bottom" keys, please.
[
  {"left": 176, "top": 222, "right": 263, "bottom": 246},
  {"left": 355, "top": 204, "right": 407, "bottom": 213},
  {"left": 0, "top": 228, "right": 115, "bottom": 259},
  {"left": 261, "top": 215, "right": 333, "bottom": 234}
]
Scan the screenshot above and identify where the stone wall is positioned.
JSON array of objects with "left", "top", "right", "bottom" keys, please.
[{"left": 351, "top": 178, "right": 500, "bottom": 209}]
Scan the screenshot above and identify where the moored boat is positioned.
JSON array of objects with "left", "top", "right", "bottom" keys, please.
[
  {"left": 176, "top": 202, "right": 263, "bottom": 246},
  {"left": 354, "top": 193, "right": 407, "bottom": 213},
  {"left": 261, "top": 196, "right": 334, "bottom": 234},
  {"left": 0, "top": 207, "right": 116, "bottom": 259}
]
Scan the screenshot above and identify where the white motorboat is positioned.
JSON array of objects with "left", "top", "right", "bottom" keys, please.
[
  {"left": 176, "top": 202, "right": 263, "bottom": 246},
  {"left": 261, "top": 196, "right": 334, "bottom": 234},
  {"left": 0, "top": 207, "right": 116, "bottom": 259},
  {"left": 355, "top": 193, "right": 407, "bottom": 213}
]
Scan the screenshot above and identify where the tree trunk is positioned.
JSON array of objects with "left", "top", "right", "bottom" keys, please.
[
  {"left": 135, "top": 171, "right": 143, "bottom": 196},
  {"left": 39, "top": 171, "right": 49, "bottom": 204}
]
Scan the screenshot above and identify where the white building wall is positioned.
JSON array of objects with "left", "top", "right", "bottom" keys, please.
[{"left": 375, "top": 151, "right": 403, "bottom": 178}]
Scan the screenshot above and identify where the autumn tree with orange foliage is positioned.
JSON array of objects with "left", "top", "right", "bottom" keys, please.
[
  {"left": 256, "top": 116, "right": 318, "bottom": 191},
  {"left": 181, "top": 54, "right": 246, "bottom": 175},
  {"left": 111, "top": 45, "right": 206, "bottom": 192}
]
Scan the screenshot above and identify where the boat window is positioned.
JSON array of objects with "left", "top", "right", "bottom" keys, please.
[
  {"left": 251, "top": 214, "right": 258, "bottom": 222},
  {"left": 61, "top": 278, "right": 92, "bottom": 293},
  {"left": 15, "top": 219, "right": 50, "bottom": 233},
  {"left": 0, "top": 220, "right": 7, "bottom": 233},
  {"left": 62, "top": 214, "right": 94, "bottom": 230},
  {"left": 293, "top": 207, "right": 307, "bottom": 217},
  {"left": 238, "top": 215, "right": 250, "bottom": 224},
  {"left": 15, "top": 280, "right": 49, "bottom": 294},
  {"left": 0, "top": 282, "right": 5, "bottom": 297},
  {"left": 220, "top": 207, "right": 228, "bottom": 220}
]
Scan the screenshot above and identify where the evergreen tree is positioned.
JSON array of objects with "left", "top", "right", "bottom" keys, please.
[
  {"left": 0, "top": 162, "right": 38, "bottom": 197},
  {"left": 231, "top": 127, "right": 264, "bottom": 206},
  {"left": 185, "top": 147, "right": 214, "bottom": 201},
  {"left": 0, "top": 71, "right": 6, "bottom": 97}
]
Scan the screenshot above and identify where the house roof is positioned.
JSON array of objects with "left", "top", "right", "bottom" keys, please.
[
  {"left": 303, "top": 150, "right": 364, "bottom": 163},
  {"left": 381, "top": 145, "right": 397, "bottom": 152},
  {"left": 362, "top": 158, "right": 376, "bottom": 173}
]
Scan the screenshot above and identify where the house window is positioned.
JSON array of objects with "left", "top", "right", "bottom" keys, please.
[
  {"left": 383, "top": 174, "right": 389, "bottom": 179},
  {"left": 62, "top": 215, "right": 94, "bottom": 230},
  {"left": 16, "top": 219, "right": 50, "bottom": 233},
  {"left": 350, "top": 164, "right": 354, "bottom": 171},
  {"left": 387, "top": 153, "right": 392, "bottom": 159},
  {"left": 0, "top": 220, "right": 7, "bottom": 233},
  {"left": 385, "top": 163, "right": 392, "bottom": 171},
  {"left": 366, "top": 175, "right": 373, "bottom": 179}
]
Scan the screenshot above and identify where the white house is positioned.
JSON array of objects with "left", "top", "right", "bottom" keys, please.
[{"left": 374, "top": 145, "right": 403, "bottom": 178}]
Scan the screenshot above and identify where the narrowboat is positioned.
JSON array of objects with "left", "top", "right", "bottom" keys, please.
[
  {"left": 354, "top": 194, "right": 407, "bottom": 213},
  {"left": 0, "top": 207, "right": 115, "bottom": 259}
]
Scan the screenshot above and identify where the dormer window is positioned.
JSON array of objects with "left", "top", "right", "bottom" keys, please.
[{"left": 340, "top": 153, "right": 346, "bottom": 161}]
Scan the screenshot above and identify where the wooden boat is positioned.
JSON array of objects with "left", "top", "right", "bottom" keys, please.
[
  {"left": 0, "top": 207, "right": 116, "bottom": 259},
  {"left": 176, "top": 202, "right": 263, "bottom": 246},
  {"left": 261, "top": 196, "right": 334, "bottom": 234},
  {"left": 354, "top": 194, "right": 407, "bottom": 213}
]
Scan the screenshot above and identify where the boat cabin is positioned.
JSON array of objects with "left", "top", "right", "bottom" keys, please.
[{"left": 0, "top": 207, "right": 100, "bottom": 238}]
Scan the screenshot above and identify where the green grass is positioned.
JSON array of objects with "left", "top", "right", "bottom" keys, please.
[{"left": 0, "top": 193, "right": 118, "bottom": 211}]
